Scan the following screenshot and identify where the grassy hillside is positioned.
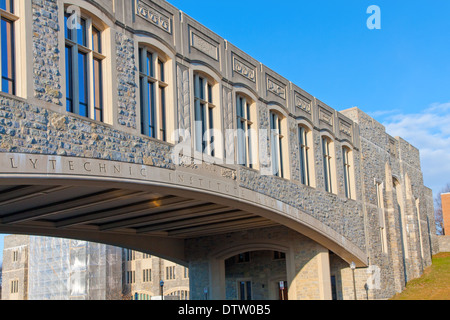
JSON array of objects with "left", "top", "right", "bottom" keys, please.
[{"left": 390, "top": 252, "right": 450, "bottom": 300}]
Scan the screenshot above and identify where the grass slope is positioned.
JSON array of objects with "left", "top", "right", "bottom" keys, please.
[{"left": 390, "top": 252, "right": 450, "bottom": 300}]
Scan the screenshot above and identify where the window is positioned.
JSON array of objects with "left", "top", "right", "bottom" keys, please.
[
  {"left": 342, "top": 147, "right": 352, "bottom": 198},
  {"left": 64, "top": 9, "right": 105, "bottom": 121},
  {"left": 194, "top": 73, "right": 216, "bottom": 156},
  {"left": 376, "top": 181, "right": 388, "bottom": 254},
  {"left": 184, "top": 267, "right": 189, "bottom": 279},
  {"left": 143, "top": 269, "right": 151, "bottom": 282},
  {"left": 126, "top": 249, "right": 135, "bottom": 261},
  {"left": 10, "top": 279, "right": 18, "bottom": 294},
  {"left": 166, "top": 266, "right": 176, "bottom": 280},
  {"left": 237, "top": 252, "right": 250, "bottom": 263},
  {"left": 322, "top": 137, "right": 333, "bottom": 193},
  {"left": 0, "top": 0, "right": 17, "bottom": 95},
  {"left": 236, "top": 94, "right": 255, "bottom": 168},
  {"left": 126, "top": 271, "right": 135, "bottom": 284},
  {"left": 239, "top": 281, "right": 252, "bottom": 300},
  {"left": 270, "top": 111, "right": 284, "bottom": 178},
  {"left": 299, "top": 126, "right": 311, "bottom": 186},
  {"left": 273, "top": 251, "right": 286, "bottom": 260},
  {"left": 139, "top": 46, "right": 167, "bottom": 140},
  {"left": 12, "top": 249, "right": 18, "bottom": 262}
]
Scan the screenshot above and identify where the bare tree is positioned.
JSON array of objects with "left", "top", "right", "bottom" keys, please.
[{"left": 434, "top": 183, "right": 450, "bottom": 235}]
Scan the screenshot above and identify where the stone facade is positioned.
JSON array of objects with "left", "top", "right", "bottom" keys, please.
[
  {"left": 122, "top": 249, "right": 190, "bottom": 300},
  {"left": 1, "top": 235, "right": 189, "bottom": 300},
  {"left": 1, "top": 235, "right": 29, "bottom": 300},
  {"left": 0, "top": 0, "right": 437, "bottom": 300}
]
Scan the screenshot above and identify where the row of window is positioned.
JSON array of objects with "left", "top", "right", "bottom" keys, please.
[
  {"left": 132, "top": 290, "right": 189, "bottom": 300},
  {"left": 1, "top": 4, "right": 355, "bottom": 198}
]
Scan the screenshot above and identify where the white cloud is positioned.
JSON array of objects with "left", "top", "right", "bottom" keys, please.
[{"left": 381, "top": 102, "right": 450, "bottom": 197}]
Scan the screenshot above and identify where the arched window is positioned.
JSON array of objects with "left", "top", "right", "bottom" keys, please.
[
  {"left": 64, "top": 7, "right": 106, "bottom": 122},
  {"left": 0, "top": 0, "right": 17, "bottom": 95},
  {"left": 138, "top": 45, "right": 168, "bottom": 141},
  {"left": 270, "top": 110, "right": 285, "bottom": 178},
  {"left": 298, "top": 125, "right": 312, "bottom": 186},
  {"left": 194, "top": 72, "right": 217, "bottom": 157},
  {"left": 342, "top": 146, "right": 353, "bottom": 198},
  {"left": 322, "top": 136, "right": 335, "bottom": 193},
  {"left": 393, "top": 178, "right": 408, "bottom": 283},
  {"left": 236, "top": 93, "right": 255, "bottom": 168}
]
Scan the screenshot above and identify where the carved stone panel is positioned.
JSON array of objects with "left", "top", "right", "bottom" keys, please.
[
  {"left": 339, "top": 120, "right": 352, "bottom": 138},
  {"left": 266, "top": 76, "right": 286, "bottom": 100},
  {"left": 190, "top": 28, "right": 219, "bottom": 61},
  {"left": 136, "top": 1, "right": 172, "bottom": 34},
  {"left": 176, "top": 64, "right": 191, "bottom": 133},
  {"left": 319, "top": 107, "right": 333, "bottom": 126},
  {"left": 295, "top": 92, "right": 312, "bottom": 114},
  {"left": 232, "top": 54, "right": 256, "bottom": 83}
]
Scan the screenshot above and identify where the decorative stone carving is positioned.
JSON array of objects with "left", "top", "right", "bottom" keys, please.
[
  {"left": 136, "top": 1, "right": 172, "bottom": 34},
  {"left": 232, "top": 55, "right": 256, "bottom": 83},
  {"left": 190, "top": 31, "right": 219, "bottom": 61},
  {"left": 267, "top": 77, "right": 286, "bottom": 100},
  {"left": 319, "top": 107, "right": 333, "bottom": 126},
  {"left": 340, "top": 121, "right": 352, "bottom": 137},
  {"left": 295, "top": 93, "right": 311, "bottom": 114},
  {"left": 176, "top": 64, "right": 191, "bottom": 134}
]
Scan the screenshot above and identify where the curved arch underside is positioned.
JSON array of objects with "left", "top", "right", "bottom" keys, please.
[{"left": 0, "top": 154, "right": 367, "bottom": 267}]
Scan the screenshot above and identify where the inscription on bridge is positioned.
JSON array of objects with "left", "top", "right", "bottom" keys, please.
[{"left": 1, "top": 153, "right": 239, "bottom": 197}]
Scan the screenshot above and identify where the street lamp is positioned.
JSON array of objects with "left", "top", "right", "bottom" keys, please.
[
  {"left": 350, "top": 262, "right": 357, "bottom": 300},
  {"left": 160, "top": 280, "right": 165, "bottom": 300}
]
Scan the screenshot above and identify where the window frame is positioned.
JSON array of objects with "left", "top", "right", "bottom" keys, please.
[
  {"left": 322, "top": 136, "right": 335, "bottom": 193},
  {"left": 270, "top": 110, "right": 285, "bottom": 178},
  {"left": 64, "top": 8, "right": 106, "bottom": 122},
  {"left": 138, "top": 45, "right": 168, "bottom": 141},
  {"left": 342, "top": 146, "right": 352, "bottom": 198},
  {"left": 298, "top": 125, "right": 312, "bottom": 186},
  {"left": 236, "top": 93, "right": 256, "bottom": 168},
  {"left": 0, "top": 1, "right": 18, "bottom": 96},
  {"left": 194, "top": 72, "right": 217, "bottom": 157}
]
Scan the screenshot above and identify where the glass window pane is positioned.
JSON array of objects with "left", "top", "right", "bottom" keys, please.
[
  {"left": 92, "top": 27, "right": 101, "bottom": 53},
  {"left": 0, "top": 0, "right": 13, "bottom": 13},
  {"left": 93, "top": 58, "right": 103, "bottom": 121},
  {"left": 1, "top": 18, "right": 15, "bottom": 95},
  {"left": 64, "top": 14, "right": 72, "bottom": 40},
  {"left": 77, "top": 18, "right": 87, "bottom": 47},
  {"left": 207, "top": 84, "right": 212, "bottom": 103},
  {"left": 65, "top": 45, "right": 73, "bottom": 112},
  {"left": 148, "top": 81, "right": 155, "bottom": 137},
  {"left": 158, "top": 60, "right": 164, "bottom": 82},
  {"left": 147, "top": 52, "right": 153, "bottom": 77},
  {"left": 159, "top": 86, "right": 166, "bottom": 141},
  {"left": 78, "top": 52, "right": 88, "bottom": 117}
]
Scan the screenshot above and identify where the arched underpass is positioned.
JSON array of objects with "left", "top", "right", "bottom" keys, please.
[{"left": 0, "top": 153, "right": 367, "bottom": 300}]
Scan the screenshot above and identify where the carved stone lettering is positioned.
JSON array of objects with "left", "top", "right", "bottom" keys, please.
[{"left": 137, "top": 2, "right": 172, "bottom": 34}]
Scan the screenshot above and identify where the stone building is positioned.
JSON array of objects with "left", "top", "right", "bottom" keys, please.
[
  {"left": 123, "top": 249, "right": 189, "bottom": 300},
  {"left": 1, "top": 235, "right": 29, "bottom": 300},
  {"left": 0, "top": 0, "right": 438, "bottom": 300},
  {"left": 1, "top": 235, "right": 189, "bottom": 300}
]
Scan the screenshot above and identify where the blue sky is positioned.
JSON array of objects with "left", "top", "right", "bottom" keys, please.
[
  {"left": 2, "top": 0, "right": 450, "bottom": 263},
  {"left": 167, "top": 0, "right": 450, "bottom": 195}
]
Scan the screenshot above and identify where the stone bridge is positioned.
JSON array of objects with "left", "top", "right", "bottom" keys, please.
[{"left": 0, "top": 0, "right": 438, "bottom": 300}]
